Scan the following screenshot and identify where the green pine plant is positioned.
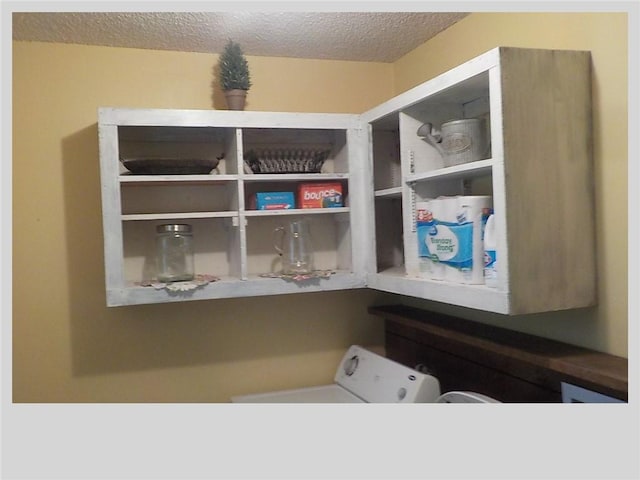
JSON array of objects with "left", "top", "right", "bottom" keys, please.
[{"left": 218, "top": 40, "right": 252, "bottom": 91}]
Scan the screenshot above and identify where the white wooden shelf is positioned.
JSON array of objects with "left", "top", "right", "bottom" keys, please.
[
  {"left": 119, "top": 174, "right": 238, "bottom": 184},
  {"left": 121, "top": 211, "right": 238, "bottom": 221},
  {"left": 243, "top": 207, "right": 349, "bottom": 217},
  {"left": 374, "top": 187, "right": 402, "bottom": 198},
  {"left": 109, "top": 270, "right": 364, "bottom": 306},
  {"left": 99, "top": 109, "right": 367, "bottom": 306},
  {"left": 368, "top": 267, "right": 509, "bottom": 314},
  {"left": 363, "top": 47, "right": 595, "bottom": 315},
  {"left": 405, "top": 159, "right": 494, "bottom": 185},
  {"left": 99, "top": 47, "right": 595, "bottom": 313},
  {"left": 242, "top": 173, "right": 349, "bottom": 182}
]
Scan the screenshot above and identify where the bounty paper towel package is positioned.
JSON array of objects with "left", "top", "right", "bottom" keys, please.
[{"left": 417, "top": 195, "right": 492, "bottom": 284}]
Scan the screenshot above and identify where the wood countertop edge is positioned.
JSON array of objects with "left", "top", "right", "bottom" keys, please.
[{"left": 370, "top": 305, "right": 628, "bottom": 396}]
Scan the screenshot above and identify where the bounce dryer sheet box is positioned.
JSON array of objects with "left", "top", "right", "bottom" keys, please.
[
  {"left": 255, "top": 192, "right": 295, "bottom": 210},
  {"left": 297, "top": 182, "right": 343, "bottom": 209}
]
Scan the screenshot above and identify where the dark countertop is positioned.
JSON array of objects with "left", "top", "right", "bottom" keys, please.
[{"left": 370, "top": 304, "right": 628, "bottom": 401}]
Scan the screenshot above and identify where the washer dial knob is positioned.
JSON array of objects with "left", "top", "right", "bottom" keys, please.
[{"left": 344, "top": 355, "right": 359, "bottom": 376}]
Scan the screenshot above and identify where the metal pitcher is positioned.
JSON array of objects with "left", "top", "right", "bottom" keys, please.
[{"left": 417, "top": 118, "right": 490, "bottom": 167}]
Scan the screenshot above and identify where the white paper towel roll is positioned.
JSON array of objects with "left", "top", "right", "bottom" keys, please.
[
  {"left": 456, "top": 195, "right": 493, "bottom": 284},
  {"left": 426, "top": 198, "right": 447, "bottom": 280},
  {"left": 438, "top": 196, "right": 466, "bottom": 283}
]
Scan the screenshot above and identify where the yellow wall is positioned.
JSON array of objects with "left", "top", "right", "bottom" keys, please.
[
  {"left": 390, "top": 12, "right": 629, "bottom": 357},
  {"left": 12, "top": 11, "right": 628, "bottom": 403},
  {"left": 11, "top": 42, "right": 393, "bottom": 402}
]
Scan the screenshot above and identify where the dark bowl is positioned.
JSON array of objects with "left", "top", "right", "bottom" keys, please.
[{"left": 121, "top": 158, "right": 220, "bottom": 175}]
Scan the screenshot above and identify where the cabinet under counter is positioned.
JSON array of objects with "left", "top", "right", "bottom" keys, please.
[{"left": 372, "top": 304, "right": 628, "bottom": 402}]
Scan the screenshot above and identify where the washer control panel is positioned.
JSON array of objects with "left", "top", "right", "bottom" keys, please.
[{"left": 334, "top": 346, "right": 441, "bottom": 403}]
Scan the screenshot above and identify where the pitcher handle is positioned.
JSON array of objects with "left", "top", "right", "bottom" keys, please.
[{"left": 273, "top": 226, "right": 285, "bottom": 256}]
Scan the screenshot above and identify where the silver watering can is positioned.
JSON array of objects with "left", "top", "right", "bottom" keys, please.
[{"left": 417, "top": 118, "right": 490, "bottom": 167}]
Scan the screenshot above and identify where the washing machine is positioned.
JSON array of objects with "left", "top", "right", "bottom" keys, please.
[
  {"left": 232, "top": 345, "right": 443, "bottom": 403},
  {"left": 232, "top": 345, "right": 502, "bottom": 403}
]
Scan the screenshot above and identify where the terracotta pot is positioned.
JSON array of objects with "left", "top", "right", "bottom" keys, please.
[{"left": 224, "top": 89, "right": 247, "bottom": 110}]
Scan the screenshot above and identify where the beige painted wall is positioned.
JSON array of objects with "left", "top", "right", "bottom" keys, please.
[
  {"left": 11, "top": 42, "right": 393, "bottom": 402},
  {"left": 12, "top": 12, "right": 628, "bottom": 403},
  {"left": 390, "top": 12, "right": 629, "bottom": 357}
]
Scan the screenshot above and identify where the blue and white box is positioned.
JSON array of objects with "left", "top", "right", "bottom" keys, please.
[{"left": 255, "top": 192, "right": 295, "bottom": 210}]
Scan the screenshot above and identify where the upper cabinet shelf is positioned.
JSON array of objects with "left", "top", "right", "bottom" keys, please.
[
  {"left": 119, "top": 174, "right": 239, "bottom": 184},
  {"left": 98, "top": 47, "right": 596, "bottom": 314},
  {"left": 363, "top": 47, "right": 595, "bottom": 314},
  {"left": 405, "top": 159, "right": 494, "bottom": 185},
  {"left": 98, "top": 109, "right": 368, "bottom": 306},
  {"left": 242, "top": 173, "right": 349, "bottom": 181}
]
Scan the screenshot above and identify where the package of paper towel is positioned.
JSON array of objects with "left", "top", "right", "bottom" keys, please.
[{"left": 416, "top": 195, "right": 493, "bottom": 284}]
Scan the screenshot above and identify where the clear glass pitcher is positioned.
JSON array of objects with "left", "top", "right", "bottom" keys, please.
[{"left": 273, "top": 218, "right": 314, "bottom": 274}]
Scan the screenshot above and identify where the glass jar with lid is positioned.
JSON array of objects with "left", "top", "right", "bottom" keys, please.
[{"left": 155, "top": 224, "right": 195, "bottom": 282}]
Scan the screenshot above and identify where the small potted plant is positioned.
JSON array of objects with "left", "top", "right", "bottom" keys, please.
[{"left": 217, "top": 39, "right": 252, "bottom": 110}]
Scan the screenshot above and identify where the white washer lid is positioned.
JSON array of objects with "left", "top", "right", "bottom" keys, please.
[{"left": 231, "top": 384, "right": 364, "bottom": 403}]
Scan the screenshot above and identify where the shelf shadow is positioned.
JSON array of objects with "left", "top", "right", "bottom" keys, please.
[{"left": 61, "top": 124, "right": 383, "bottom": 378}]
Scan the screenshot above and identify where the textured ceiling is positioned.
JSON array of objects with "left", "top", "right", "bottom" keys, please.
[{"left": 12, "top": 11, "right": 469, "bottom": 62}]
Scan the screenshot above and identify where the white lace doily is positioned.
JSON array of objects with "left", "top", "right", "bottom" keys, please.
[{"left": 139, "top": 274, "right": 219, "bottom": 292}]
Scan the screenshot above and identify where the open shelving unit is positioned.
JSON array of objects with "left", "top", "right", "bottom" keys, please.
[
  {"left": 99, "top": 110, "right": 368, "bottom": 306},
  {"left": 99, "top": 47, "right": 595, "bottom": 314},
  {"left": 363, "top": 47, "right": 595, "bottom": 314}
]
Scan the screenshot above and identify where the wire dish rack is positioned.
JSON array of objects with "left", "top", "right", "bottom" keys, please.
[{"left": 244, "top": 149, "right": 330, "bottom": 174}]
